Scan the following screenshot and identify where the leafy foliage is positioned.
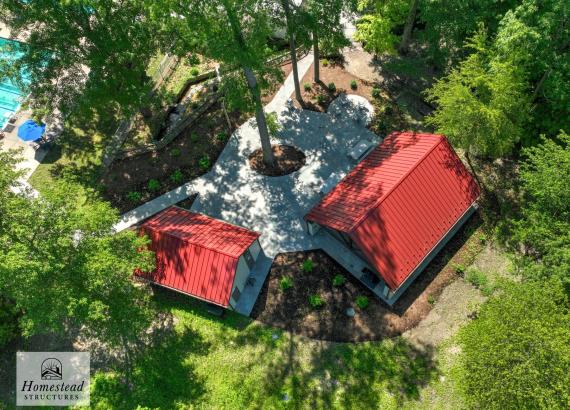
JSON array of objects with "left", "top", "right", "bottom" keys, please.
[
  {"left": 459, "top": 279, "right": 570, "bottom": 409},
  {"left": 425, "top": 28, "right": 530, "bottom": 157},
  {"left": 512, "top": 132, "right": 570, "bottom": 281},
  {"left": 332, "top": 274, "right": 346, "bottom": 287},
  {"left": 355, "top": 0, "right": 409, "bottom": 55},
  {"left": 308, "top": 294, "right": 325, "bottom": 308},
  {"left": 0, "top": 151, "right": 156, "bottom": 375},
  {"left": 302, "top": 259, "right": 314, "bottom": 273},
  {"left": 279, "top": 276, "right": 293, "bottom": 291},
  {"left": 355, "top": 295, "right": 369, "bottom": 309}
]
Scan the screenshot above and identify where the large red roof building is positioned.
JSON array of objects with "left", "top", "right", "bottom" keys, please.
[
  {"left": 305, "top": 132, "right": 480, "bottom": 304},
  {"left": 136, "top": 207, "right": 263, "bottom": 309}
]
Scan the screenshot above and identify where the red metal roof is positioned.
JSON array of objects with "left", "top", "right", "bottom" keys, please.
[
  {"left": 305, "top": 132, "right": 480, "bottom": 290},
  {"left": 136, "top": 207, "right": 260, "bottom": 306}
]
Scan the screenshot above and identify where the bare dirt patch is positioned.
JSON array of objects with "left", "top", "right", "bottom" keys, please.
[
  {"left": 252, "top": 214, "right": 485, "bottom": 342},
  {"left": 249, "top": 144, "right": 306, "bottom": 177}
]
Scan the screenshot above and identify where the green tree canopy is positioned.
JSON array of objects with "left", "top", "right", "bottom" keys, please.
[
  {"left": 355, "top": 0, "right": 409, "bottom": 55},
  {"left": 459, "top": 279, "right": 570, "bottom": 409},
  {"left": 0, "top": 0, "right": 164, "bottom": 117},
  {"left": 425, "top": 28, "right": 530, "bottom": 158},
  {"left": 0, "top": 151, "right": 156, "bottom": 373},
  {"left": 513, "top": 131, "right": 570, "bottom": 281}
]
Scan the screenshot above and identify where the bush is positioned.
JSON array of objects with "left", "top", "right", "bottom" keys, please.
[
  {"left": 302, "top": 259, "right": 314, "bottom": 273},
  {"left": 126, "top": 191, "right": 142, "bottom": 202},
  {"left": 355, "top": 295, "right": 369, "bottom": 309},
  {"left": 170, "top": 147, "right": 181, "bottom": 157},
  {"left": 350, "top": 80, "right": 358, "bottom": 90},
  {"left": 279, "top": 276, "right": 293, "bottom": 291},
  {"left": 465, "top": 268, "right": 494, "bottom": 296},
  {"left": 198, "top": 156, "right": 211, "bottom": 171},
  {"left": 308, "top": 294, "right": 325, "bottom": 308},
  {"left": 372, "top": 87, "right": 382, "bottom": 99},
  {"left": 303, "top": 82, "right": 312, "bottom": 91},
  {"left": 459, "top": 279, "right": 570, "bottom": 409},
  {"left": 327, "top": 82, "right": 336, "bottom": 92},
  {"left": 321, "top": 58, "right": 329, "bottom": 67},
  {"left": 170, "top": 170, "right": 184, "bottom": 184},
  {"left": 427, "top": 295, "right": 435, "bottom": 305},
  {"left": 266, "top": 112, "right": 281, "bottom": 137},
  {"left": 216, "top": 132, "right": 228, "bottom": 142},
  {"left": 190, "top": 67, "right": 200, "bottom": 76},
  {"left": 453, "top": 263, "right": 466, "bottom": 275},
  {"left": 147, "top": 179, "right": 161, "bottom": 192},
  {"left": 190, "top": 132, "right": 199, "bottom": 143},
  {"left": 332, "top": 274, "right": 346, "bottom": 287},
  {"left": 316, "top": 94, "right": 326, "bottom": 105}
]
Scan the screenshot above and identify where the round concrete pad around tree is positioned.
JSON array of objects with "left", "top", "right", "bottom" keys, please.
[{"left": 327, "top": 94, "right": 375, "bottom": 127}]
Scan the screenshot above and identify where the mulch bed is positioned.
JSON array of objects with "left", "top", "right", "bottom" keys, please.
[
  {"left": 101, "top": 103, "right": 244, "bottom": 213},
  {"left": 251, "top": 214, "right": 484, "bottom": 342},
  {"left": 249, "top": 144, "right": 306, "bottom": 177}
]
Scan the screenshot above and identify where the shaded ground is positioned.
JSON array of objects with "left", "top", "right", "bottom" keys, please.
[
  {"left": 252, "top": 214, "right": 484, "bottom": 342},
  {"left": 101, "top": 104, "right": 244, "bottom": 213},
  {"left": 295, "top": 60, "right": 427, "bottom": 137},
  {"left": 249, "top": 144, "right": 306, "bottom": 176}
]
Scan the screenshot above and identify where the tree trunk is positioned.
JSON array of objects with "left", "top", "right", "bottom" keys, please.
[
  {"left": 281, "top": 0, "right": 303, "bottom": 104},
  {"left": 399, "top": 0, "right": 419, "bottom": 54},
  {"left": 532, "top": 68, "right": 552, "bottom": 102},
  {"left": 244, "top": 67, "right": 275, "bottom": 166},
  {"left": 222, "top": 0, "right": 275, "bottom": 166},
  {"left": 313, "top": 30, "right": 320, "bottom": 83}
]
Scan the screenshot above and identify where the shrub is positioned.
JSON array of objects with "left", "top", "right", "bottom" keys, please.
[
  {"left": 266, "top": 112, "right": 281, "bottom": 137},
  {"left": 465, "top": 268, "right": 494, "bottom": 296},
  {"left": 216, "top": 132, "right": 228, "bottom": 142},
  {"left": 190, "top": 67, "right": 200, "bottom": 76},
  {"left": 372, "top": 87, "right": 382, "bottom": 99},
  {"left": 279, "top": 276, "right": 293, "bottom": 291},
  {"left": 316, "top": 94, "right": 326, "bottom": 105},
  {"left": 427, "top": 295, "right": 435, "bottom": 305},
  {"left": 147, "top": 179, "right": 161, "bottom": 192},
  {"left": 303, "top": 82, "right": 312, "bottom": 91},
  {"left": 302, "top": 259, "right": 314, "bottom": 273},
  {"left": 327, "top": 82, "right": 336, "bottom": 92},
  {"left": 350, "top": 80, "right": 358, "bottom": 90},
  {"left": 355, "top": 295, "right": 369, "bottom": 309},
  {"left": 322, "top": 58, "right": 329, "bottom": 67},
  {"left": 459, "top": 279, "right": 570, "bottom": 409},
  {"left": 198, "top": 156, "right": 211, "bottom": 171},
  {"left": 332, "top": 274, "right": 346, "bottom": 287},
  {"left": 126, "top": 191, "right": 142, "bottom": 202},
  {"left": 453, "top": 263, "right": 466, "bottom": 275},
  {"left": 308, "top": 294, "right": 325, "bottom": 308},
  {"left": 170, "top": 169, "right": 184, "bottom": 184},
  {"left": 170, "top": 147, "right": 181, "bottom": 157},
  {"left": 190, "top": 132, "right": 199, "bottom": 143}
]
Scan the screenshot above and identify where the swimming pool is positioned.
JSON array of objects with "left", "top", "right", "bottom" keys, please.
[{"left": 0, "top": 37, "right": 29, "bottom": 130}]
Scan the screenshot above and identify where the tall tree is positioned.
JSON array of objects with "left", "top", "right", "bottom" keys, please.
[
  {"left": 355, "top": 0, "right": 409, "bottom": 55},
  {"left": 0, "top": 151, "right": 156, "bottom": 378},
  {"left": 398, "top": 0, "right": 419, "bottom": 54},
  {"left": 303, "top": 0, "right": 350, "bottom": 83},
  {"left": 280, "top": 0, "right": 303, "bottom": 104},
  {"left": 0, "top": 0, "right": 163, "bottom": 117},
  {"left": 425, "top": 28, "right": 530, "bottom": 167},
  {"left": 148, "top": 0, "right": 277, "bottom": 165}
]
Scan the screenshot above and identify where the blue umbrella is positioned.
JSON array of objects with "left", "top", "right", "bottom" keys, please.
[{"left": 18, "top": 119, "right": 46, "bottom": 142}]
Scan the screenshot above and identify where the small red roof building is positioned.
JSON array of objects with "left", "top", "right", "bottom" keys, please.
[
  {"left": 137, "top": 207, "right": 262, "bottom": 308},
  {"left": 305, "top": 132, "right": 480, "bottom": 302}
]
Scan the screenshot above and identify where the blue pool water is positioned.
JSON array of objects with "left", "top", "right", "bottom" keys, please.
[{"left": 0, "top": 38, "right": 29, "bottom": 130}]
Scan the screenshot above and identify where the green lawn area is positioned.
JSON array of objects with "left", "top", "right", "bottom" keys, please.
[
  {"left": 28, "top": 116, "right": 114, "bottom": 195},
  {"left": 89, "top": 288, "right": 439, "bottom": 409}
]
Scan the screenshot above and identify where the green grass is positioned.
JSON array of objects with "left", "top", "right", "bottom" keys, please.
[
  {"left": 89, "top": 288, "right": 438, "bottom": 409},
  {"left": 28, "top": 116, "right": 112, "bottom": 195}
]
